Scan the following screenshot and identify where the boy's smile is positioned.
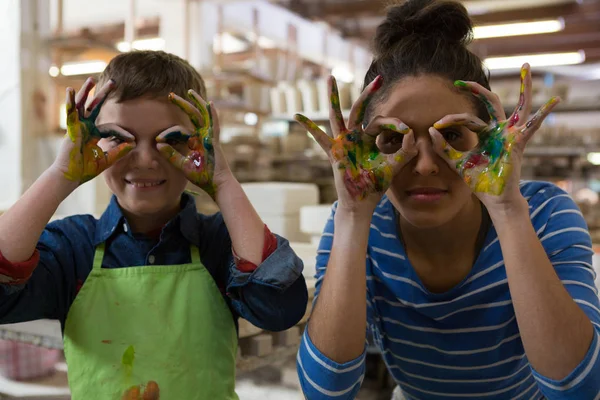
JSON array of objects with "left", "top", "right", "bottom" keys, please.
[{"left": 95, "top": 96, "right": 195, "bottom": 232}]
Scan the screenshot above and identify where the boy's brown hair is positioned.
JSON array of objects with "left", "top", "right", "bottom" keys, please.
[{"left": 97, "top": 50, "right": 207, "bottom": 102}]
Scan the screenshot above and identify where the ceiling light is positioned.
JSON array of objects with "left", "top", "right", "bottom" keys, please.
[
  {"left": 474, "top": 19, "right": 564, "bottom": 39},
  {"left": 60, "top": 61, "right": 107, "bottom": 76},
  {"left": 117, "top": 37, "right": 165, "bottom": 52},
  {"left": 48, "top": 65, "right": 60, "bottom": 77},
  {"left": 244, "top": 112, "right": 258, "bottom": 126},
  {"left": 485, "top": 51, "right": 586, "bottom": 70}
]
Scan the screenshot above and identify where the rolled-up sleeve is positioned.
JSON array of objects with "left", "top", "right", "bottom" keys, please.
[{"left": 227, "top": 233, "right": 308, "bottom": 332}]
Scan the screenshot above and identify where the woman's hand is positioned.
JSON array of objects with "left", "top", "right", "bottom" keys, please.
[
  {"left": 157, "top": 90, "right": 231, "bottom": 199},
  {"left": 53, "top": 78, "right": 135, "bottom": 185},
  {"left": 430, "top": 63, "right": 559, "bottom": 208},
  {"left": 295, "top": 76, "right": 417, "bottom": 214}
]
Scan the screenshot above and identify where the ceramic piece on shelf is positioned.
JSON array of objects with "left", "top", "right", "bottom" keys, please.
[
  {"left": 316, "top": 78, "right": 329, "bottom": 115},
  {"left": 297, "top": 80, "right": 319, "bottom": 113},
  {"left": 281, "top": 83, "right": 303, "bottom": 114},
  {"left": 338, "top": 81, "right": 352, "bottom": 111},
  {"left": 270, "top": 85, "right": 287, "bottom": 115}
]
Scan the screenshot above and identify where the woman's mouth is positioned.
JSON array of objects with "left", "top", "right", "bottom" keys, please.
[{"left": 406, "top": 187, "right": 448, "bottom": 202}]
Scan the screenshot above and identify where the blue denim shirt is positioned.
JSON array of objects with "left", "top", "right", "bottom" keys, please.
[{"left": 0, "top": 193, "right": 308, "bottom": 333}]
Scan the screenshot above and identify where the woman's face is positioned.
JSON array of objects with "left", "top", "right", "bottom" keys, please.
[{"left": 374, "top": 74, "right": 482, "bottom": 228}]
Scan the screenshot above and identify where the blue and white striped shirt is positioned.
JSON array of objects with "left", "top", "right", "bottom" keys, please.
[{"left": 297, "top": 181, "right": 600, "bottom": 400}]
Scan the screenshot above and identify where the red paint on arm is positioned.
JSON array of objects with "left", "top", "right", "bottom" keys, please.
[
  {"left": 0, "top": 249, "right": 40, "bottom": 285},
  {"left": 233, "top": 225, "right": 278, "bottom": 273}
]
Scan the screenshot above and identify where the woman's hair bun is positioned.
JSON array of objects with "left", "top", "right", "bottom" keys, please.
[{"left": 373, "top": 0, "right": 474, "bottom": 56}]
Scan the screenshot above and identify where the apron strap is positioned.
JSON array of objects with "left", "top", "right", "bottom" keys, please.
[
  {"left": 190, "top": 246, "right": 201, "bottom": 265},
  {"left": 93, "top": 243, "right": 105, "bottom": 270}
]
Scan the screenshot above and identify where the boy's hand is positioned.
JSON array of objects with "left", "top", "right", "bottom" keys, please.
[
  {"left": 52, "top": 78, "right": 135, "bottom": 185},
  {"left": 157, "top": 90, "right": 230, "bottom": 199}
]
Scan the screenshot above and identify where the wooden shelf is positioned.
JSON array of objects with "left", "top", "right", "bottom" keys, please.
[{"left": 212, "top": 99, "right": 269, "bottom": 116}]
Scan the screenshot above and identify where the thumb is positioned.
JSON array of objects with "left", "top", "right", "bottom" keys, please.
[
  {"left": 388, "top": 129, "right": 416, "bottom": 174},
  {"left": 157, "top": 143, "right": 186, "bottom": 171},
  {"left": 429, "top": 127, "right": 468, "bottom": 168}
]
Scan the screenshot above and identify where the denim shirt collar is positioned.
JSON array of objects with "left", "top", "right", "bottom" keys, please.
[{"left": 94, "top": 192, "right": 200, "bottom": 245}]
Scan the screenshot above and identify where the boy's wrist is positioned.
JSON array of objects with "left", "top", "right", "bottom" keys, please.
[{"left": 46, "top": 166, "right": 80, "bottom": 197}]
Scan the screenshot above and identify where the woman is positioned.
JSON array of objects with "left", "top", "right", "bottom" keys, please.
[{"left": 295, "top": 0, "right": 600, "bottom": 399}]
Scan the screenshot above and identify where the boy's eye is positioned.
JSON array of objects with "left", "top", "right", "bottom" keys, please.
[
  {"left": 110, "top": 136, "right": 125, "bottom": 144},
  {"left": 166, "top": 138, "right": 184, "bottom": 146}
]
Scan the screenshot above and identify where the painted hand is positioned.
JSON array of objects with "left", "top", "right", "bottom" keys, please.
[
  {"left": 430, "top": 64, "right": 559, "bottom": 203},
  {"left": 295, "top": 76, "right": 416, "bottom": 212},
  {"left": 121, "top": 381, "right": 160, "bottom": 400},
  {"left": 55, "top": 78, "right": 135, "bottom": 184},
  {"left": 156, "top": 90, "right": 223, "bottom": 199}
]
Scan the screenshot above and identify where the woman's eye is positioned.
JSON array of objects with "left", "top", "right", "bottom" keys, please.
[{"left": 442, "top": 130, "right": 462, "bottom": 142}]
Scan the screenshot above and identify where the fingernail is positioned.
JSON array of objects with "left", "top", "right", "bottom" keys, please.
[
  {"left": 454, "top": 80, "right": 467, "bottom": 88},
  {"left": 372, "top": 75, "right": 383, "bottom": 90},
  {"left": 168, "top": 93, "right": 176, "bottom": 102}
]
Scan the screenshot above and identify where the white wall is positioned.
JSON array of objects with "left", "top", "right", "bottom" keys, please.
[{"left": 0, "top": 0, "right": 23, "bottom": 210}]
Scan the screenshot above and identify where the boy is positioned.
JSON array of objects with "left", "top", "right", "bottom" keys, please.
[{"left": 0, "top": 51, "right": 308, "bottom": 399}]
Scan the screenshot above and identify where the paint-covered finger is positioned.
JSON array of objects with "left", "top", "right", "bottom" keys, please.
[
  {"left": 295, "top": 114, "right": 333, "bottom": 152},
  {"left": 121, "top": 385, "right": 141, "bottom": 400},
  {"left": 328, "top": 76, "right": 347, "bottom": 135},
  {"left": 364, "top": 116, "right": 410, "bottom": 137},
  {"left": 520, "top": 96, "right": 560, "bottom": 143},
  {"left": 169, "top": 93, "right": 203, "bottom": 128},
  {"left": 187, "top": 90, "right": 210, "bottom": 127},
  {"left": 433, "top": 113, "right": 488, "bottom": 132},
  {"left": 97, "top": 123, "right": 135, "bottom": 142},
  {"left": 87, "top": 79, "right": 116, "bottom": 120},
  {"left": 508, "top": 64, "right": 532, "bottom": 128},
  {"left": 454, "top": 80, "right": 505, "bottom": 123},
  {"left": 102, "top": 142, "right": 135, "bottom": 170},
  {"left": 430, "top": 127, "right": 468, "bottom": 168},
  {"left": 65, "top": 87, "right": 77, "bottom": 122},
  {"left": 348, "top": 75, "right": 383, "bottom": 131},
  {"left": 75, "top": 77, "right": 96, "bottom": 114},
  {"left": 388, "top": 129, "right": 417, "bottom": 173},
  {"left": 157, "top": 143, "right": 186, "bottom": 170}
]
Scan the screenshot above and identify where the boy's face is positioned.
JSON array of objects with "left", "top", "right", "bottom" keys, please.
[{"left": 96, "top": 96, "right": 194, "bottom": 221}]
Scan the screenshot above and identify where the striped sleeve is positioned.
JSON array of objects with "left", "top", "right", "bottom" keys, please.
[
  {"left": 527, "top": 185, "right": 600, "bottom": 399},
  {"left": 297, "top": 202, "right": 367, "bottom": 399}
]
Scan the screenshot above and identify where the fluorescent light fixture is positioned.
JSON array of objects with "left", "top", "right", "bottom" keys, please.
[
  {"left": 117, "top": 37, "right": 166, "bottom": 52},
  {"left": 588, "top": 152, "right": 600, "bottom": 166},
  {"left": 485, "top": 51, "right": 585, "bottom": 70},
  {"left": 332, "top": 66, "right": 355, "bottom": 83},
  {"left": 48, "top": 65, "right": 60, "bottom": 77},
  {"left": 474, "top": 19, "right": 564, "bottom": 39},
  {"left": 60, "top": 61, "right": 107, "bottom": 76}
]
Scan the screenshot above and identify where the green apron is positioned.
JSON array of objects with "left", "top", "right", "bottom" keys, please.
[{"left": 63, "top": 244, "right": 239, "bottom": 399}]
